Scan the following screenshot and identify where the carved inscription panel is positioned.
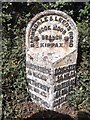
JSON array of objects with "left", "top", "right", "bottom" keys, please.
[{"left": 26, "top": 10, "right": 78, "bottom": 48}]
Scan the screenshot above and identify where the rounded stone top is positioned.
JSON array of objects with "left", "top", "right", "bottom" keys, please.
[{"left": 26, "top": 10, "right": 78, "bottom": 49}]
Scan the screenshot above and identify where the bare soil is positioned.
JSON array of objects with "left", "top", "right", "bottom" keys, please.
[{"left": 15, "top": 101, "right": 90, "bottom": 120}]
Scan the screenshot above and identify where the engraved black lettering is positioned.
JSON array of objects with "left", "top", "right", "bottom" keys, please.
[
  {"left": 55, "top": 16, "right": 58, "bottom": 21},
  {"left": 65, "top": 23, "right": 69, "bottom": 27},
  {"left": 40, "top": 91, "right": 47, "bottom": 97},
  {"left": 40, "top": 43, "right": 44, "bottom": 47},
  {"left": 62, "top": 30, "right": 66, "bottom": 35},
  {"left": 62, "top": 19, "right": 66, "bottom": 25},
  {"left": 33, "top": 23, "right": 38, "bottom": 29},
  {"left": 34, "top": 87, "right": 39, "bottom": 93},
  {"left": 50, "top": 16, "right": 53, "bottom": 21},
  {"left": 44, "top": 16, "right": 48, "bottom": 22},
  {"left": 59, "top": 17, "right": 63, "bottom": 22},
  {"left": 28, "top": 70, "right": 32, "bottom": 75},
  {"left": 62, "top": 88, "right": 68, "bottom": 95},
  {"left": 67, "top": 26, "right": 71, "bottom": 31}
]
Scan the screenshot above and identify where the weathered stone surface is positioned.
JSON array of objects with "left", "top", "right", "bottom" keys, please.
[{"left": 26, "top": 10, "right": 78, "bottom": 110}]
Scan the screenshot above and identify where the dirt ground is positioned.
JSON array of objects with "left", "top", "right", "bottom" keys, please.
[{"left": 15, "top": 101, "right": 90, "bottom": 120}]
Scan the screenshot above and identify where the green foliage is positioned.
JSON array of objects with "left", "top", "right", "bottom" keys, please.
[
  {"left": 2, "top": 2, "right": 44, "bottom": 119},
  {"left": 2, "top": 2, "right": 90, "bottom": 119},
  {"left": 2, "top": 2, "right": 29, "bottom": 119},
  {"left": 67, "top": 2, "right": 90, "bottom": 111}
]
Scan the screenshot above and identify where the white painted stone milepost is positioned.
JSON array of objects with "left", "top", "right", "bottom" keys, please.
[{"left": 26, "top": 10, "right": 78, "bottom": 110}]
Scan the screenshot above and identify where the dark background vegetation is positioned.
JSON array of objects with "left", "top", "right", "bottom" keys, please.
[{"left": 2, "top": 2, "right": 90, "bottom": 120}]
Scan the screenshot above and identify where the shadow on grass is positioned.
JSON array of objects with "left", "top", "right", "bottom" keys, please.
[
  {"left": 23, "top": 110, "right": 74, "bottom": 120},
  {"left": 77, "top": 111, "right": 90, "bottom": 120}
]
